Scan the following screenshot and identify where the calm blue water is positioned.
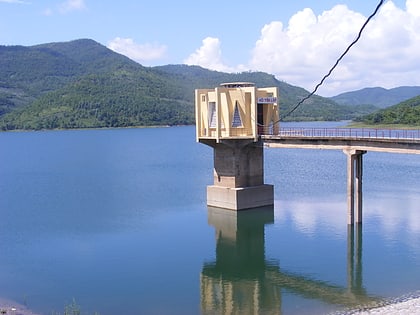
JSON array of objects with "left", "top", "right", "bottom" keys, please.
[{"left": 0, "top": 124, "right": 419, "bottom": 315}]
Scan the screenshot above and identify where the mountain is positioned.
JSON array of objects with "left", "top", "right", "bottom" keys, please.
[
  {"left": 354, "top": 95, "right": 420, "bottom": 126},
  {"left": 0, "top": 39, "right": 139, "bottom": 111},
  {"left": 0, "top": 39, "right": 196, "bottom": 129},
  {"left": 153, "top": 65, "right": 364, "bottom": 121},
  {"left": 0, "top": 39, "right": 370, "bottom": 131},
  {"left": 332, "top": 86, "right": 420, "bottom": 108}
]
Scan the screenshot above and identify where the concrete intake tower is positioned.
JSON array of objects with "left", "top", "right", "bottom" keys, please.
[{"left": 195, "top": 82, "right": 279, "bottom": 210}]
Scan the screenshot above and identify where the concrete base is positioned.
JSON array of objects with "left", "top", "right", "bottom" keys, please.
[{"left": 207, "top": 184, "right": 274, "bottom": 210}]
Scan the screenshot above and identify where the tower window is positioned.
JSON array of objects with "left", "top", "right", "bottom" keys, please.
[
  {"left": 232, "top": 102, "right": 242, "bottom": 127},
  {"left": 209, "top": 102, "right": 216, "bottom": 128}
]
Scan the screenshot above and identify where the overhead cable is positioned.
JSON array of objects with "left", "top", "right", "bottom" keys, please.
[{"left": 281, "top": 0, "right": 385, "bottom": 120}]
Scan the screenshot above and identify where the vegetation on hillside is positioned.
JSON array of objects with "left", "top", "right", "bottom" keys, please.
[
  {"left": 0, "top": 39, "right": 138, "bottom": 113},
  {"left": 332, "top": 86, "right": 420, "bottom": 108},
  {"left": 354, "top": 95, "right": 420, "bottom": 126},
  {"left": 1, "top": 72, "right": 193, "bottom": 130},
  {"left": 0, "top": 39, "right": 381, "bottom": 131}
]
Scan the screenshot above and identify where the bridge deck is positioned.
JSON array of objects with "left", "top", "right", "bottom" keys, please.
[{"left": 262, "top": 127, "right": 420, "bottom": 154}]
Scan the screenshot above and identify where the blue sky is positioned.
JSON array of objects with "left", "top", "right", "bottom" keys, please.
[{"left": 1, "top": 0, "right": 418, "bottom": 96}]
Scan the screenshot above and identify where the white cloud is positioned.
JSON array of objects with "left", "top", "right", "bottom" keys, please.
[
  {"left": 0, "top": 0, "right": 29, "bottom": 3},
  {"left": 250, "top": 5, "right": 365, "bottom": 95},
  {"left": 186, "top": 1, "right": 420, "bottom": 96},
  {"left": 42, "top": 7, "right": 53, "bottom": 16},
  {"left": 251, "top": 1, "right": 420, "bottom": 95},
  {"left": 43, "top": 0, "right": 86, "bottom": 15},
  {"left": 407, "top": 0, "right": 420, "bottom": 17},
  {"left": 184, "top": 37, "right": 238, "bottom": 72},
  {"left": 59, "top": 0, "right": 86, "bottom": 13},
  {"left": 107, "top": 37, "right": 167, "bottom": 65}
]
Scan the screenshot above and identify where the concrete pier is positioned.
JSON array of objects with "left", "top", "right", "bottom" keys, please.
[
  {"left": 345, "top": 149, "right": 366, "bottom": 225},
  {"left": 201, "top": 138, "right": 274, "bottom": 210}
]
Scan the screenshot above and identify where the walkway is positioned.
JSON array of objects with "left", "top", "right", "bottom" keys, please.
[{"left": 262, "top": 127, "right": 420, "bottom": 154}]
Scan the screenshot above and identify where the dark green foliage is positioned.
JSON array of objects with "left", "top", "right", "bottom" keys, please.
[
  {"left": 0, "top": 71, "right": 194, "bottom": 130},
  {"left": 0, "top": 39, "right": 192, "bottom": 130},
  {"left": 0, "top": 39, "right": 376, "bottom": 131},
  {"left": 332, "top": 86, "right": 420, "bottom": 108},
  {"left": 0, "top": 39, "right": 138, "bottom": 111},
  {"left": 355, "top": 95, "right": 420, "bottom": 126}
]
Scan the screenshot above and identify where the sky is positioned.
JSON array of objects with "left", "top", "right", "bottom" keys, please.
[{"left": 1, "top": 0, "right": 419, "bottom": 96}]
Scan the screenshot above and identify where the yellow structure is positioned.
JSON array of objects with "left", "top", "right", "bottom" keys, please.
[
  {"left": 195, "top": 83, "right": 279, "bottom": 210},
  {"left": 195, "top": 82, "right": 279, "bottom": 142}
]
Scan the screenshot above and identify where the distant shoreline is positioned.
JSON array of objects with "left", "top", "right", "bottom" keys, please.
[
  {"left": 0, "top": 124, "right": 178, "bottom": 133},
  {"left": 1, "top": 121, "right": 420, "bottom": 133},
  {"left": 346, "top": 122, "right": 420, "bottom": 129}
]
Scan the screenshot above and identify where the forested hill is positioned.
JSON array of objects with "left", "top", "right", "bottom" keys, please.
[
  {"left": 0, "top": 39, "right": 139, "bottom": 106},
  {"left": 332, "top": 86, "right": 420, "bottom": 108},
  {"left": 355, "top": 95, "right": 420, "bottom": 126},
  {"left": 0, "top": 39, "right": 370, "bottom": 131}
]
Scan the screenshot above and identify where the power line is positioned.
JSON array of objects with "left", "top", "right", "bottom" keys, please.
[{"left": 281, "top": 0, "right": 385, "bottom": 120}]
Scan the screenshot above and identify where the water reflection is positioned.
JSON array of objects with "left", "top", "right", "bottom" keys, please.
[
  {"left": 201, "top": 207, "right": 380, "bottom": 314},
  {"left": 201, "top": 206, "right": 280, "bottom": 314},
  {"left": 347, "top": 225, "right": 364, "bottom": 297}
]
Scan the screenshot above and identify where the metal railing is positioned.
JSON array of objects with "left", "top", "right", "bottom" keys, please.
[
  {"left": 271, "top": 127, "right": 420, "bottom": 141},
  {"left": 201, "top": 126, "right": 420, "bottom": 142}
]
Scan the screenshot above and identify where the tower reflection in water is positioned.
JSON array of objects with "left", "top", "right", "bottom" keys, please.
[{"left": 201, "top": 207, "right": 380, "bottom": 315}]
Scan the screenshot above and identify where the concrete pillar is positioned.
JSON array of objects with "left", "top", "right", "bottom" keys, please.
[
  {"left": 347, "top": 225, "right": 354, "bottom": 291},
  {"left": 355, "top": 153, "right": 363, "bottom": 223},
  {"left": 200, "top": 139, "right": 274, "bottom": 210},
  {"left": 347, "top": 224, "right": 363, "bottom": 294},
  {"left": 344, "top": 149, "right": 366, "bottom": 225}
]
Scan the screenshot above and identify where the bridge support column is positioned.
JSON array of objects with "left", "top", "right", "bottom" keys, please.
[
  {"left": 347, "top": 224, "right": 363, "bottom": 293},
  {"left": 200, "top": 139, "right": 274, "bottom": 210},
  {"left": 344, "top": 149, "right": 366, "bottom": 225}
]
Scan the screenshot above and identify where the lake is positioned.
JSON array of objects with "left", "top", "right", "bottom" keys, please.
[{"left": 0, "top": 123, "right": 419, "bottom": 315}]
